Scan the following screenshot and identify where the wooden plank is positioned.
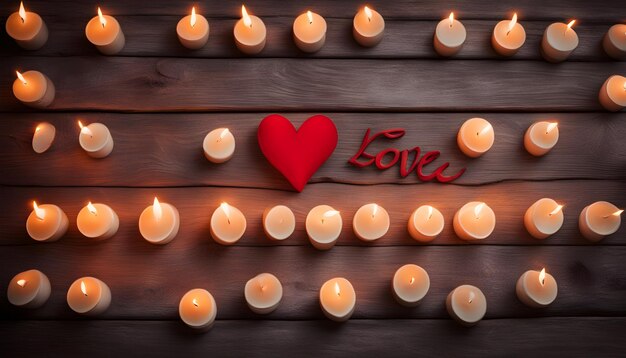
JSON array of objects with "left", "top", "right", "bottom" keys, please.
[
  {"left": 1, "top": 58, "right": 624, "bottom": 112},
  {"left": 0, "top": 246, "right": 625, "bottom": 320}
]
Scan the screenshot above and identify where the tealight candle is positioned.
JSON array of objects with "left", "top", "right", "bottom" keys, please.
[
  {"left": 139, "top": 197, "right": 180, "bottom": 245},
  {"left": 179, "top": 288, "right": 217, "bottom": 330},
  {"left": 491, "top": 13, "right": 526, "bottom": 56},
  {"left": 177, "top": 6, "right": 209, "bottom": 50},
  {"left": 13, "top": 70, "right": 55, "bottom": 108},
  {"left": 579, "top": 201, "right": 623, "bottom": 242},
  {"left": 524, "top": 198, "right": 564, "bottom": 239},
  {"left": 407, "top": 205, "right": 444, "bottom": 243},
  {"left": 434, "top": 13, "right": 466, "bottom": 57},
  {"left": 305, "top": 205, "right": 342, "bottom": 250},
  {"left": 457, "top": 117, "right": 495, "bottom": 158},
  {"left": 392, "top": 264, "right": 430, "bottom": 307},
  {"left": 524, "top": 121, "right": 559, "bottom": 156},
  {"left": 319, "top": 277, "right": 356, "bottom": 322},
  {"left": 598, "top": 75, "right": 626, "bottom": 112},
  {"left": 203, "top": 128, "right": 235, "bottom": 163},
  {"left": 541, "top": 20, "right": 578, "bottom": 63},
  {"left": 603, "top": 24, "right": 626, "bottom": 60},
  {"left": 234, "top": 5, "right": 266, "bottom": 55},
  {"left": 353, "top": 6, "right": 385, "bottom": 47},
  {"left": 76, "top": 202, "right": 119, "bottom": 240},
  {"left": 5, "top": 2, "right": 48, "bottom": 50},
  {"left": 32, "top": 122, "right": 55, "bottom": 154},
  {"left": 446, "top": 285, "right": 487, "bottom": 326},
  {"left": 293, "top": 10, "right": 327, "bottom": 53},
  {"left": 67, "top": 277, "right": 111, "bottom": 315},
  {"left": 7, "top": 269, "right": 51, "bottom": 308},
  {"left": 26, "top": 201, "right": 69, "bottom": 242},
  {"left": 244, "top": 273, "right": 283, "bottom": 314},
  {"left": 210, "top": 202, "right": 246, "bottom": 245},
  {"left": 352, "top": 203, "right": 390, "bottom": 242},
  {"left": 85, "top": 7, "right": 125, "bottom": 55},
  {"left": 78, "top": 120, "right": 114, "bottom": 158},
  {"left": 453, "top": 202, "right": 496, "bottom": 241},
  {"left": 516, "top": 268, "right": 557, "bottom": 308},
  {"left": 262, "top": 205, "right": 296, "bottom": 241}
]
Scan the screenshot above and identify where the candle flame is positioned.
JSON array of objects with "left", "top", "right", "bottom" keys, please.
[
  {"left": 241, "top": 5, "right": 252, "bottom": 27},
  {"left": 566, "top": 19, "right": 576, "bottom": 30},
  {"left": 474, "top": 203, "right": 485, "bottom": 219},
  {"left": 190, "top": 6, "right": 197, "bottom": 27},
  {"left": 306, "top": 10, "right": 313, "bottom": 24},
  {"left": 35, "top": 125, "right": 41, "bottom": 132},
  {"left": 17, "top": 279, "right": 26, "bottom": 288},
  {"left": 334, "top": 281, "right": 341, "bottom": 296},
  {"left": 97, "top": 7, "right": 107, "bottom": 28},
  {"left": 426, "top": 205, "right": 434, "bottom": 219},
  {"left": 478, "top": 123, "right": 492, "bottom": 136},
  {"left": 220, "top": 202, "right": 231, "bottom": 224},
  {"left": 371, "top": 204, "right": 378, "bottom": 218},
  {"left": 218, "top": 128, "right": 230, "bottom": 141},
  {"left": 364, "top": 6, "right": 372, "bottom": 21},
  {"left": 192, "top": 298, "right": 199, "bottom": 307},
  {"left": 87, "top": 201, "right": 98, "bottom": 215},
  {"left": 78, "top": 120, "right": 93, "bottom": 137},
  {"left": 409, "top": 276, "right": 415, "bottom": 285},
  {"left": 153, "top": 197, "right": 162, "bottom": 221},
  {"left": 19, "top": 2, "right": 26, "bottom": 23},
  {"left": 80, "top": 280, "right": 88, "bottom": 296},
  {"left": 507, "top": 13, "right": 517, "bottom": 34},
  {"left": 613, "top": 209, "right": 624, "bottom": 217},
  {"left": 448, "top": 12, "right": 454, "bottom": 27},
  {"left": 258, "top": 277, "right": 266, "bottom": 292},
  {"left": 546, "top": 122, "right": 558, "bottom": 134},
  {"left": 16, "top": 71, "right": 27, "bottom": 85},
  {"left": 549, "top": 204, "right": 563, "bottom": 216},
  {"left": 468, "top": 290, "right": 475, "bottom": 304},
  {"left": 539, "top": 268, "right": 546, "bottom": 286},
  {"left": 322, "top": 210, "right": 339, "bottom": 223},
  {"left": 33, "top": 201, "right": 45, "bottom": 220}
]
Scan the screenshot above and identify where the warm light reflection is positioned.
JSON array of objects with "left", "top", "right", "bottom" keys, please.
[
  {"left": 17, "top": 279, "right": 26, "bottom": 287},
  {"left": 364, "top": 6, "right": 372, "bottom": 21},
  {"left": 241, "top": 5, "right": 252, "bottom": 27},
  {"left": 16, "top": 70, "right": 27, "bottom": 85},
  {"left": 87, "top": 202, "right": 98, "bottom": 215},
  {"left": 33, "top": 201, "right": 45, "bottom": 220},
  {"left": 306, "top": 10, "right": 313, "bottom": 24},
  {"left": 153, "top": 197, "right": 162, "bottom": 221},
  {"left": 19, "top": 2, "right": 26, "bottom": 23},
  {"left": 190, "top": 6, "right": 197, "bottom": 27},
  {"left": 80, "top": 280, "right": 88, "bottom": 296},
  {"left": 192, "top": 298, "right": 199, "bottom": 307},
  {"left": 97, "top": 7, "right": 107, "bottom": 28},
  {"left": 546, "top": 122, "right": 558, "bottom": 134},
  {"left": 448, "top": 12, "right": 454, "bottom": 27},
  {"left": 334, "top": 281, "right": 341, "bottom": 296},
  {"left": 468, "top": 290, "right": 475, "bottom": 303},
  {"left": 549, "top": 204, "right": 564, "bottom": 216},
  {"left": 474, "top": 203, "right": 485, "bottom": 219},
  {"left": 78, "top": 120, "right": 93, "bottom": 137},
  {"left": 220, "top": 202, "right": 231, "bottom": 224},
  {"left": 507, "top": 13, "right": 517, "bottom": 34},
  {"left": 539, "top": 268, "right": 546, "bottom": 286}
]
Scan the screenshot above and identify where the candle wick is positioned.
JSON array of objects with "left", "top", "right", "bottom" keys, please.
[
  {"left": 321, "top": 218, "right": 325, "bottom": 224},
  {"left": 227, "top": 218, "right": 231, "bottom": 224}
]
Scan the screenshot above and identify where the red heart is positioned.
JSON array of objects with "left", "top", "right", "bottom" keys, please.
[{"left": 258, "top": 114, "right": 338, "bottom": 192}]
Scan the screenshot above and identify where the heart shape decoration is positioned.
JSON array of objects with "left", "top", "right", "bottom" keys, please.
[{"left": 258, "top": 114, "right": 338, "bottom": 192}]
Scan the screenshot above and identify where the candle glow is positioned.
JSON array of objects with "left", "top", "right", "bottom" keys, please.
[
  {"left": 33, "top": 201, "right": 45, "bottom": 220},
  {"left": 371, "top": 204, "right": 378, "bottom": 218},
  {"left": 78, "top": 120, "right": 93, "bottom": 137},
  {"left": 153, "top": 197, "right": 162, "bottom": 221},
  {"left": 474, "top": 202, "right": 485, "bottom": 219},
  {"left": 19, "top": 2, "right": 26, "bottom": 23},
  {"left": 192, "top": 298, "right": 199, "bottom": 307},
  {"left": 539, "top": 268, "right": 546, "bottom": 286},
  {"left": 307, "top": 10, "right": 313, "bottom": 24},
  {"left": 427, "top": 205, "right": 434, "bottom": 219},
  {"left": 322, "top": 210, "right": 339, "bottom": 224},
  {"left": 468, "top": 290, "right": 475, "bottom": 303},
  {"left": 364, "top": 6, "right": 372, "bottom": 21},
  {"left": 448, "top": 12, "right": 454, "bottom": 27},
  {"left": 16, "top": 71, "right": 27, "bottom": 85},
  {"left": 566, "top": 19, "right": 576, "bottom": 30},
  {"left": 507, "top": 13, "right": 517, "bottom": 34},
  {"left": 97, "top": 7, "right": 107, "bottom": 28},
  {"left": 220, "top": 202, "right": 231, "bottom": 224},
  {"left": 87, "top": 202, "right": 98, "bottom": 216},
  {"left": 80, "top": 280, "right": 88, "bottom": 296},
  {"left": 611, "top": 209, "right": 624, "bottom": 217},
  {"left": 549, "top": 204, "right": 564, "bottom": 216},
  {"left": 190, "top": 7, "right": 197, "bottom": 27},
  {"left": 242, "top": 5, "right": 252, "bottom": 27},
  {"left": 334, "top": 281, "right": 341, "bottom": 297},
  {"left": 219, "top": 128, "right": 229, "bottom": 141},
  {"left": 17, "top": 279, "right": 27, "bottom": 287},
  {"left": 478, "top": 123, "right": 492, "bottom": 136}
]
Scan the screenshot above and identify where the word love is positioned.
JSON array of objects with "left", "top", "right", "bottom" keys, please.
[{"left": 348, "top": 128, "right": 465, "bottom": 183}]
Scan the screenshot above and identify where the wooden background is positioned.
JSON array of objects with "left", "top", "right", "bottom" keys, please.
[{"left": 1, "top": 0, "right": 625, "bottom": 356}]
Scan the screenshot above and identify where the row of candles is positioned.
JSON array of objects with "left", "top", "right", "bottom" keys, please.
[{"left": 7, "top": 3, "right": 626, "bottom": 59}]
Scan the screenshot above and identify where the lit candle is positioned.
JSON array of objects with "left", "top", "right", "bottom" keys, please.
[
  {"left": 293, "top": 10, "right": 327, "bottom": 53},
  {"left": 78, "top": 120, "right": 114, "bottom": 158},
  {"left": 12, "top": 70, "right": 55, "bottom": 108},
  {"left": 453, "top": 202, "right": 496, "bottom": 241},
  {"left": 85, "top": 7, "right": 125, "bottom": 55},
  {"left": 177, "top": 6, "right": 209, "bottom": 50},
  {"left": 67, "top": 277, "right": 111, "bottom": 315},
  {"left": 598, "top": 75, "right": 626, "bottom": 112},
  {"left": 5, "top": 1, "right": 48, "bottom": 50},
  {"left": 579, "top": 201, "right": 622, "bottom": 242},
  {"left": 210, "top": 202, "right": 247, "bottom": 245},
  {"left": 203, "top": 128, "right": 235, "bottom": 163},
  {"left": 491, "top": 13, "right": 526, "bottom": 56},
  {"left": 76, "top": 201, "right": 119, "bottom": 240},
  {"left": 352, "top": 203, "right": 390, "bottom": 242},
  {"left": 446, "top": 285, "right": 487, "bottom": 326},
  {"left": 434, "top": 12, "right": 466, "bottom": 57},
  {"left": 524, "top": 198, "right": 564, "bottom": 239},
  {"left": 516, "top": 268, "right": 557, "bottom": 308},
  {"left": 139, "top": 197, "right": 180, "bottom": 245},
  {"left": 352, "top": 6, "right": 385, "bottom": 47},
  {"left": 603, "top": 24, "right": 626, "bottom": 60},
  {"left": 179, "top": 288, "right": 217, "bottom": 330},
  {"left": 524, "top": 121, "right": 559, "bottom": 156},
  {"left": 407, "top": 205, "right": 444, "bottom": 243},
  {"left": 7, "top": 269, "right": 51, "bottom": 308},
  {"left": 244, "top": 273, "right": 283, "bottom": 314},
  {"left": 457, "top": 117, "right": 495, "bottom": 158},
  {"left": 26, "top": 201, "right": 68, "bottom": 242},
  {"left": 305, "top": 205, "right": 342, "bottom": 250},
  {"left": 541, "top": 20, "right": 578, "bottom": 63},
  {"left": 391, "top": 264, "right": 430, "bottom": 307},
  {"left": 233, "top": 5, "right": 266, "bottom": 55},
  {"left": 32, "top": 122, "right": 55, "bottom": 154},
  {"left": 262, "top": 205, "right": 296, "bottom": 241},
  {"left": 319, "top": 277, "right": 356, "bottom": 322}
]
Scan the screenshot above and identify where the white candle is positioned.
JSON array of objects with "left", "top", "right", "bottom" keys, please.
[
  {"left": 13, "top": 70, "right": 55, "bottom": 108},
  {"left": 262, "top": 205, "right": 296, "bottom": 241},
  {"left": 7, "top": 269, "right": 51, "bottom": 308},
  {"left": 603, "top": 24, "right": 626, "bottom": 60},
  {"left": 453, "top": 202, "right": 496, "bottom": 241},
  {"left": 244, "top": 273, "right": 283, "bottom": 314},
  {"left": 76, "top": 202, "right": 119, "bottom": 240},
  {"left": 139, "top": 197, "right": 180, "bottom": 245},
  {"left": 524, "top": 198, "right": 564, "bottom": 239},
  {"left": 353, "top": 6, "right": 385, "bottom": 47},
  {"left": 78, "top": 120, "right": 114, "bottom": 158},
  {"left": 434, "top": 13, "right": 466, "bottom": 57},
  {"left": 579, "top": 201, "right": 622, "bottom": 242},
  {"left": 541, "top": 20, "right": 578, "bottom": 62},
  {"left": 524, "top": 121, "right": 559, "bottom": 156},
  {"left": 407, "top": 205, "right": 444, "bottom": 243},
  {"left": 293, "top": 10, "right": 326, "bottom": 53},
  {"left": 32, "top": 122, "right": 55, "bottom": 154},
  {"left": 67, "top": 277, "right": 111, "bottom": 315},
  {"left": 491, "top": 13, "right": 526, "bottom": 56},
  {"left": 233, "top": 5, "right": 266, "bottom": 55},
  {"left": 516, "top": 268, "right": 558, "bottom": 308},
  {"left": 598, "top": 75, "right": 626, "bottom": 112},
  {"left": 457, "top": 117, "right": 495, "bottom": 158},
  {"left": 210, "top": 202, "right": 246, "bottom": 245},
  {"left": 446, "top": 285, "right": 487, "bottom": 326},
  {"left": 319, "top": 277, "right": 356, "bottom": 322},
  {"left": 177, "top": 6, "right": 209, "bottom": 50},
  {"left": 26, "top": 201, "right": 68, "bottom": 242},
  {"left": 305, "top": 205, "right": 342, "bottom": 250},
  {"left": 392, "top": 264, "right": 430, "bottom": 307},
  {"left": 352, "top": 203, "right": 390, "bottom": 242},
  {"left": 179, "top": 288, "right": 217, "bottom": 330},
  {"left": 5, "top": 2, "right": 48, "bottom": 50},
  {"left": 85, "top": 7, "right": 125, "bottom": 55},
  {"left": 203, "top": 128, "right": 235, "bottom": 163}
]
